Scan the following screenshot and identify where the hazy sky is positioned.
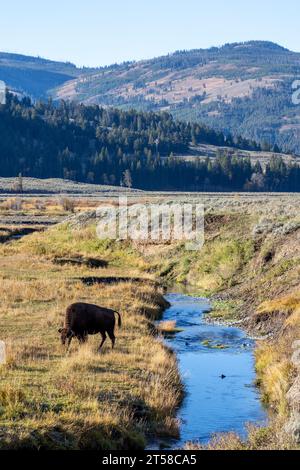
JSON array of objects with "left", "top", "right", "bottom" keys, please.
[{"left": 0, "top": 0, "right": 299, "bottom": 67}]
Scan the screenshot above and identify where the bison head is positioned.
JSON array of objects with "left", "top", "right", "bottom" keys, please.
[{"left": 58, "top": 327, "right": 74, "bottom": 345}]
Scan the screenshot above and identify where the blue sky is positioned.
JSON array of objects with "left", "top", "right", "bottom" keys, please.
[{"left": 0, "top": 0, "right": 299, "bottom": 67}]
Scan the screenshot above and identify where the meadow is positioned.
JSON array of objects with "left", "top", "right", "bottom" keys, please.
[
  {"left": 0, "top": 188, "right": 299, "bottom": 449},
  {"left": 0, "top": 226, "right": 182, "bottom": 449}
]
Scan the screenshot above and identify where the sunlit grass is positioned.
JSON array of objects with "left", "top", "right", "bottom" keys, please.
[
  {"left": 157, "top": 320, "right": 183, "bottom": 335},
  {"left": 0, "top": 201, "right": 299, "bottom": 450},
  {"left": 257, "top": 294, "right": 300, "bottom": 317},
  {"left": 0, "top": 225, "right": 182, "bottom": 449},
  {"left": 186, "top": 419, "right": 297, "bottom": 450}
]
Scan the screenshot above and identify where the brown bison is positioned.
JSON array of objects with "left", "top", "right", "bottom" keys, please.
[{"left": 58, "top": 302, "right": 121, "bottom": 351}]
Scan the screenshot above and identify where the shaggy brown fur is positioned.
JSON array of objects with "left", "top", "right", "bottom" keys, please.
[{"left": 58, "top": 302, "right": 121, "bottom": 351}]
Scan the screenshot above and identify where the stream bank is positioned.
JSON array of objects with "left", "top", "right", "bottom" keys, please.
[{"left": 150, "top": 292, "right": 266, "bottom": 449}]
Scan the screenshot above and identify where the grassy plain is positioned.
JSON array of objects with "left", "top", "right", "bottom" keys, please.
[{"left": 0, "top": 188, "right": 299, "bottom": 449}]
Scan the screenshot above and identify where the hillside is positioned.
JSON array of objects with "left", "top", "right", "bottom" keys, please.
[
  {"left": 0, "top": 52, "right": 83, "bottom": 99},
  {"left": 173, "top": 143, "right": 299, "bottom": 168},
  {"left": 1, "top": 93, "right": 300, "bottom": 192},
  {"left": 1, "top": 42, "right": 300, "bottom": 154},
  {"left": 52, "top": 41, "right": 300, "bottom": 154}
]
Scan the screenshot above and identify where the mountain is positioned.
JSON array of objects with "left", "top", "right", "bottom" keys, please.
[
  {"left": 53, "top": 41, "right": 300, "bottom": 155},
  {"left": 0, "top": 52, "right": 83, "bottom": 98},
  {"left": 1, "top": 41, "right": 300, "bottom": 154}
]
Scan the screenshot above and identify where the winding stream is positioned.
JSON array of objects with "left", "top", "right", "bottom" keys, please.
[{"left": 156, "top": 292, "right": 267, "bottom": 448}]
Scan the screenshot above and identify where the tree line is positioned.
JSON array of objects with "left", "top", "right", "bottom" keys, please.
[{"left": 0, "top": 93, "right": 299, "bottom": 191}]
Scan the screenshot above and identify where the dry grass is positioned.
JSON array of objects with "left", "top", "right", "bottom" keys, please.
[
  {"left": 0, "top": 225, "right": 182, "bottom": 449},
  {"left": 0, "top": 197, "right": 299, "bottom": 450},
  {"left": 185, "top": 419, "right": 297, "bottom": 450},
  {"left": 157, "top": 320, "right": 183, "bottom": 335},
  {"left": 256, "top": 342, "right": 294, "bottom": 415},
  {"left": 1, "top": 223, "right": 147, "bottom": 270},
  {"left": 255, "top": 293, "right": 300, "bottom": 415},
  {"left": 257, "top": 294, "right": 300, "bottom": 318},
  {"left": 0, "top": 195, "right": 105, "bottom": 219}
]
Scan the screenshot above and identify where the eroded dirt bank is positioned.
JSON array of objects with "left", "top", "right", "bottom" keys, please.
[{"left": 154, "top": 210, "right": 299, "bottom": 449}]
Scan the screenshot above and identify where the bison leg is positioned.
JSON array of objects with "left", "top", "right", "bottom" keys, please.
[
  {"left": 77, "top": 334, "right": 88, "bottom": 344},
  {"left": 66, "top": 336, "right": 73, "bottom": 352},
  {"left": 98, "top": 332, "right": 107, "bottom": 351},
  {"left": 107, "top": 330, "right": 115, "bottom": 349}
]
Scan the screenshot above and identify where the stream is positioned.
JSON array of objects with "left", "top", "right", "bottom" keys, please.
[{"left": 154, "top": 292, "right": 267, "bottom": 449}]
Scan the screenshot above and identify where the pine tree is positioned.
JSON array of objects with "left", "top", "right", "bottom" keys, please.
[{"left": 123, "top": 169, "right": 133, "bottom": 188}]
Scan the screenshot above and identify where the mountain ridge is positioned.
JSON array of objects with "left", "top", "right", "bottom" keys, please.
[{"left": 1, "top": 41, "right": 300, "bottom": 153}]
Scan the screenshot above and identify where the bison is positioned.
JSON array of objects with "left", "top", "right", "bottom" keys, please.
[{"left": 58, "top": 302, "right": 121, "bottom": 351}]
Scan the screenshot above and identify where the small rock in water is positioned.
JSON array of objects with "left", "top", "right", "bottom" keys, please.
[{"left": 213, "top": 343, "right": 228, "bottom": 349}]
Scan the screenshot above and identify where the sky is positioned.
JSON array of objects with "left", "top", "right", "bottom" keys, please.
[{"left": 0, "top": 0, "right": 299, "bottom": 67}]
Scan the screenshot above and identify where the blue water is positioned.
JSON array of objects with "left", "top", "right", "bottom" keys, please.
[{"left": 160, "top": 293, "right": 266, "bottom": 447}]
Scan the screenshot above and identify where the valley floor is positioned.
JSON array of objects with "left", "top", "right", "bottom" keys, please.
[{"left": 0, "top": 191, "right": 299, "bottom": 449}]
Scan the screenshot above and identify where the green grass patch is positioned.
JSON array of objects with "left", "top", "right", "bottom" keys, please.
[{"left": 210, "top": 300, "right": 243, "bottom": 321}]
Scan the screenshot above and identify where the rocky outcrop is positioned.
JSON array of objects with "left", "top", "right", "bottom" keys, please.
[{"left": 285, "top": 341, "right": 300, "bottom": 443}]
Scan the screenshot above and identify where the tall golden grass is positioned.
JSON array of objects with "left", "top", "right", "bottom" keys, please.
[
  {"left": 255, "top": 293, "right": 300, "bottom": 416},
  {"left": 0, "top": 226, "right": 182, "bottom": 449}
]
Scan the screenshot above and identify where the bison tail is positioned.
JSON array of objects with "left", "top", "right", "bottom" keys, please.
[{"left": 115, "top": 311, "right": 122, "bottom": 328}]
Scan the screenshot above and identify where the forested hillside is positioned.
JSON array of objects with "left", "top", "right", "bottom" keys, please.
[
  {"left": 2, "top": 42, "right": 300, "bottom": 155},
  {"left": 53, "top": 41, "right": 300, "bottom": 155},
  {"left": 0, "top": 93, "right": 299, "bottom": 191}
]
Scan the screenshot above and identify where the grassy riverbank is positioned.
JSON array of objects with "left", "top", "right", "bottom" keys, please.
[
  {"left": 160, "top": 210, "right": 299, "bottom": 450},
  {"left": 0, "top": 226, "right": 182, "bottom": 449},
  {"left": 0, "top": 193, "right": 299, "bottom": 449}
]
